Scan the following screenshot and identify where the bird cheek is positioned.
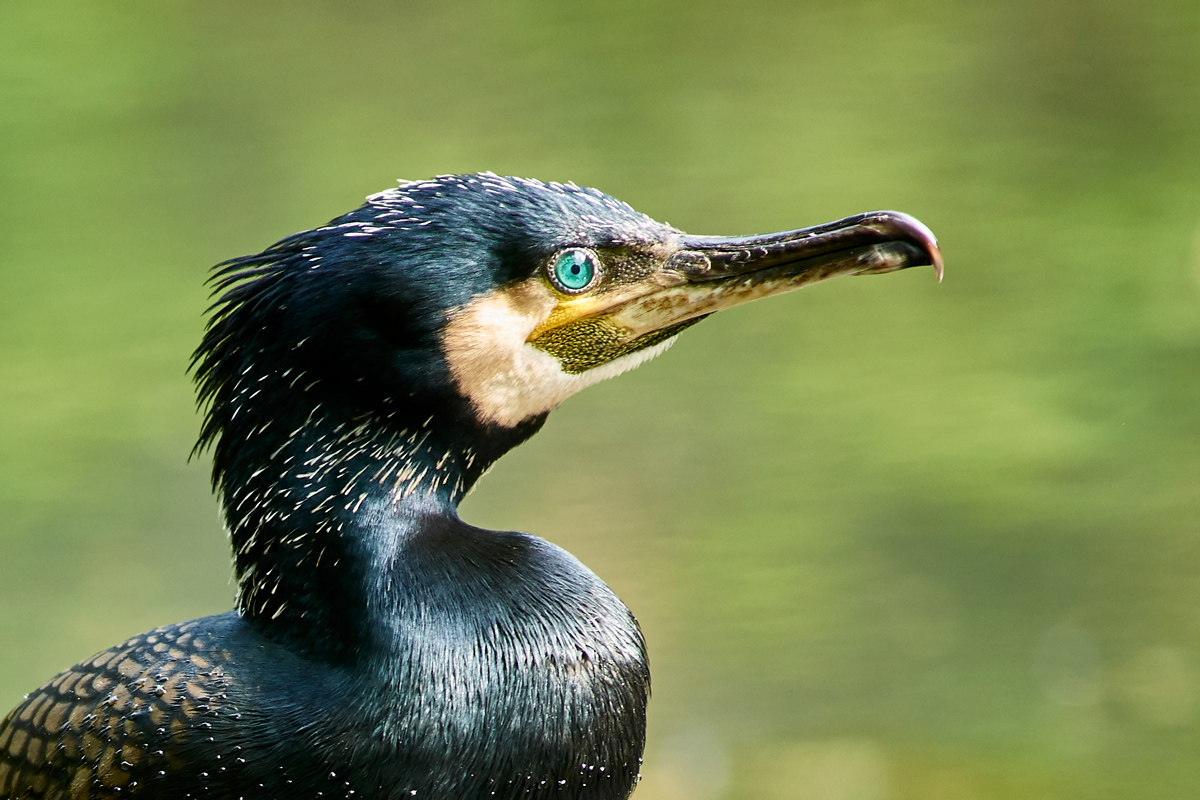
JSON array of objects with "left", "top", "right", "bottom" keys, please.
[{"left": 440, "top": 282, "right": 562, "bottom": 427}]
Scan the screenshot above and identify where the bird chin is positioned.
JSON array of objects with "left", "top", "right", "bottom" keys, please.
[
  {"left": 442, "top": 282, "right": 679, "bottom": 428},
  {"left": 461, "top": 338, "right": 679, "bottom": 429}
]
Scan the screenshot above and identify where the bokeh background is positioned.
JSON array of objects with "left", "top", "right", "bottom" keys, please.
[{"left": 3, "top": 1, "right": 1200, "bottom": 798}]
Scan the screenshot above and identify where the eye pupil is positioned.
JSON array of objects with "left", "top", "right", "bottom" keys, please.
[{"left": 551, "top": 249, "right": 597, "bottom": 293}]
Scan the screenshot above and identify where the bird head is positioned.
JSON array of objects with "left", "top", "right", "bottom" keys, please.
[{"left": 195, "top": 173, "right": 941, "bottom": 487}]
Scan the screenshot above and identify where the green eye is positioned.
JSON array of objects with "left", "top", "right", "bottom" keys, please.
[{"left": 550, "top": 249, "right": 598, "bottom": 294}]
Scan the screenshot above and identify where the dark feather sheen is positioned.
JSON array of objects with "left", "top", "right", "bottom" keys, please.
[{"left": 3, "top": 175, "right": 661, "bottom": 799}]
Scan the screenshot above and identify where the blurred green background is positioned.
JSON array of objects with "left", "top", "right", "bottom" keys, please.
[{"left": 3, "top": 1, "right": 1200, "bottom": 797}]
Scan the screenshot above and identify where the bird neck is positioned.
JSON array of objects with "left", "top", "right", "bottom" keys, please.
[{"left": 212, "top": 400, "right": 544, "bottom": 659}]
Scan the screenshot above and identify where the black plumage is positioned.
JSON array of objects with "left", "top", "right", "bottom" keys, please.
[{"left": 0, "top": 174, "right": 940, "bottom": 800}]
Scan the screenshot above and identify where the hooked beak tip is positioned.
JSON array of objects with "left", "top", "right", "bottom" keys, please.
[{"left": 871, "top": 211, "right": 943, "bottom": 283}]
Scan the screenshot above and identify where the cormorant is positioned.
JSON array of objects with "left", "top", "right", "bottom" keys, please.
[{"left": 0, "top": 174, "right": 941, "bottom": 800}]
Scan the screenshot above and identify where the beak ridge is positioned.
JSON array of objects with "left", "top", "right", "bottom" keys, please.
[{"left": 672, "top": 210, "right": 943, "bottom": 283}]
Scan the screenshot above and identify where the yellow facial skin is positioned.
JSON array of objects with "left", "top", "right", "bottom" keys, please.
[{"left": 527, "top": 245, "right": 698, "bottom": 374}]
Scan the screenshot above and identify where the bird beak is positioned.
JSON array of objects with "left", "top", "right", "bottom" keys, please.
[{"left": 604, "top": 210, "right": 942, "bottom": 340}]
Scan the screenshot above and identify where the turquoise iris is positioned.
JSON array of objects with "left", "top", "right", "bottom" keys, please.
[{"left": 551, "top": 249, "right": 597, "bottom": 293}]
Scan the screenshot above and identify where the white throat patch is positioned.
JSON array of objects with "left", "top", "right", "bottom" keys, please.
[{"left": 442, "top": 282, "right": 675, "bottom": 428}]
